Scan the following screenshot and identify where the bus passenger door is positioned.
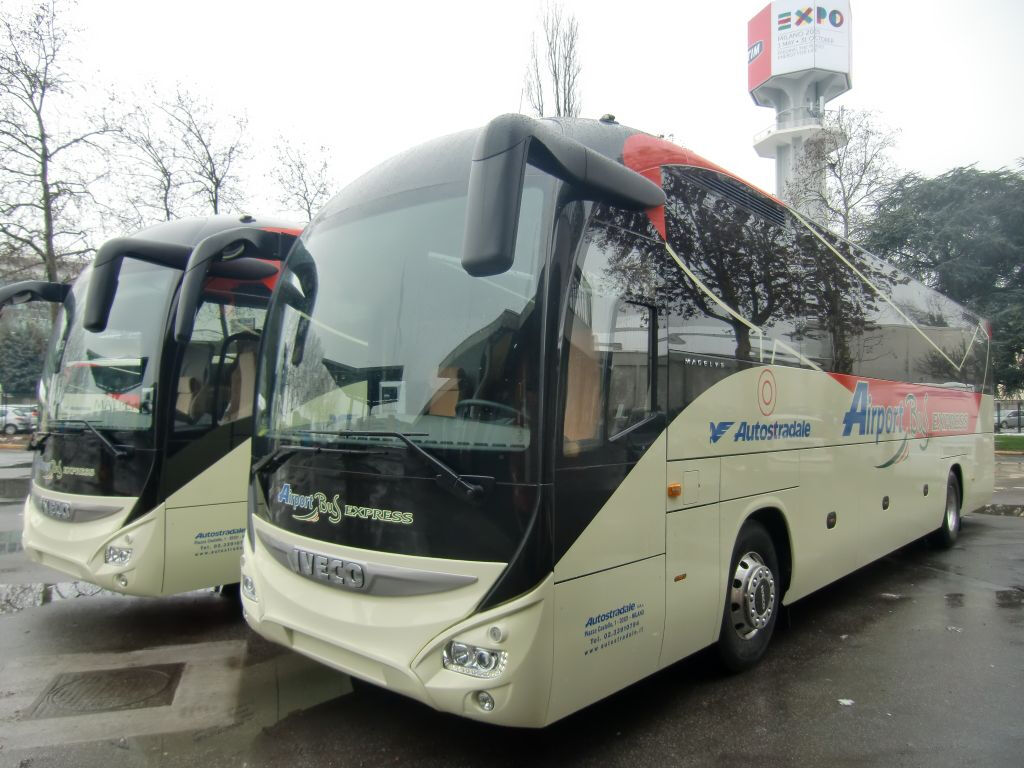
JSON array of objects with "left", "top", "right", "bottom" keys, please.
[
  {"left": 162, "top": 283, "right": 273, "bottom": 594},
  {"left": 548, "top": 216, "right": 667, "bottom": 722}
]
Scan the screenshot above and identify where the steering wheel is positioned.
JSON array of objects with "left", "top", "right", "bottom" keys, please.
[{"left": 454, "top": 399, "right": 526, "bottom": 425}]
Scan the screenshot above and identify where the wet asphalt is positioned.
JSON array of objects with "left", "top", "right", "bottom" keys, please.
[{"left": 0, "top": 447, "right": 1021, "bottom": 767}]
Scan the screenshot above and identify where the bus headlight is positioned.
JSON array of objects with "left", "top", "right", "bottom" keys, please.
[
  {"left": 104, "top": 545, "right": 133, "bottom": 566},
  {"left": 442, "top": 641, "right": 507, "bottom": 678}
]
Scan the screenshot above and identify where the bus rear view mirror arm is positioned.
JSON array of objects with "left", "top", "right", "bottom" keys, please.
[
  {"left": 173, "top": 228, "right": 289, "bottom": 343},
  {"left": 84, "top": 238, "right": 192, "bottom": 332},
  {"left": 462, "top": 113, "right": 666, "bottom": 277},
  {"left": 0, "top": 280, "right": 70, "bottom": 317}
]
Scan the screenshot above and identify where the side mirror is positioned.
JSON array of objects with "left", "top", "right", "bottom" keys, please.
[
  {"left": 462, "top": 114, "right": 666, "bottom": 277},
  {"left": 84, "top": 238, "right": 192, "bottom": 332},
  {"left": 174, "top": 228, "right": 297, "bottom": 343},
  {"left": 0, "top": 281, "right": 70, "bottom": 316}
]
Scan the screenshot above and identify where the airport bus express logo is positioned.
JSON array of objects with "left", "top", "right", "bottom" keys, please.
[
  {"left": 41, "top": 459, "right": 96, "bottom": 483},
  {"left": 841, "top": 381, "right": 930, "bottom": 468},
  {"left": 276, "top": 483, "right": 413, "bottom": 525}
]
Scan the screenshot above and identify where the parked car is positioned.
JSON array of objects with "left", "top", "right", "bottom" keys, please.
[
  {"left": 0, "top": 406, "right": 33, "bottom": 435},
  {"left": 10, "top": 405, "right": 39, "bottom": 432},
  {"left": 995, "top": 410, "right": 1023, "bottom": 430}
]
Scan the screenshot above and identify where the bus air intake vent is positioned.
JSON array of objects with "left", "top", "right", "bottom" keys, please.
[{"left": 697, "top": 174, "right": 786, "bottom": 226}]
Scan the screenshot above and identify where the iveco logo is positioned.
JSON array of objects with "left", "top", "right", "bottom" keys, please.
[
  {"left": 39, "top": 496, "right": 72, "bottom": 521},
  {"left": 287, "top": 547, "right": 365, "bottom": 589},
  {"left": 748, "top": 40, "right": 763, "bottom": 63}
]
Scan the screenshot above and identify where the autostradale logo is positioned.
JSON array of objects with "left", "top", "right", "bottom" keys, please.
[
  {"left": 710, "top": 419, "right": 812, "bottom": 444},
  {"left": 710, "top": 422, "right": 734, "bottom": 443}
]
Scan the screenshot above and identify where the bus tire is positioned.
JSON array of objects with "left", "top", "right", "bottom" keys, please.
[
  {"left": 929, "top": 472, "right": 961, "bottom": 549},
  {"left": 717, "top": 520, "right": 780, "bottom": 673}
]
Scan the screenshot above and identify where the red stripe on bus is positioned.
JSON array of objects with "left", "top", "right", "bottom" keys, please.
[
  {"left": 622, "top": 133, "right": 784, "bottom": 238},
  {"left": 261, "top": 226, "right": 304, "bottom": 236},
  {"left": 827, "top": 371, "right": 983, "bottom": 435}
]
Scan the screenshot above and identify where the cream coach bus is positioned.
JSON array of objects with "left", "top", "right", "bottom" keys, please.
[
  {"left": 0, "top": 216, "right": 300, "bottom": 596},
  {"left": 240, "top": 115, "right": 993, "bottom": 726}
]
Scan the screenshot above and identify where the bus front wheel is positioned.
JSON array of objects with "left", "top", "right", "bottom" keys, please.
[
  {"left": 929, "top": 473, "right": 961, "bottom": 549},
  {"left": 717, "top": 520, "right": 780, "bottom": 673}
]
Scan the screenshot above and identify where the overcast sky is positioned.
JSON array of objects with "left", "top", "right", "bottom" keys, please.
[{"left": 61, "top": 0, "right": 1024, "bottom": 219}]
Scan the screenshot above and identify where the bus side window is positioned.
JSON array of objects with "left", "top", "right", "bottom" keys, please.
[{"left": 560, "top": 217, "right": 661, "bottom": 461}]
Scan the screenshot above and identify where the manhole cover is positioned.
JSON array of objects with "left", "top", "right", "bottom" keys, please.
[{"left": 26, "top": 663, "right": 184, "bottom": 719}]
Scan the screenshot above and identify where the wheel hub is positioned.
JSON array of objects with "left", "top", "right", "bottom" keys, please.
[{"left": 730, "top": 552, "right": 776, "bottom": 640}]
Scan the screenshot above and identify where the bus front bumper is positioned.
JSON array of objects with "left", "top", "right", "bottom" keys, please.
[
  {"left": 21, "top": 487, "right": 165, "bottom": 596},
  {"left": 240, "top": 525, "right": 555, "bottom": 727}
]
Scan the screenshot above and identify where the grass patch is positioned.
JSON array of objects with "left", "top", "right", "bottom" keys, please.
[{"left": 995, "top": 433, "right": 1024, "bottom": 451}]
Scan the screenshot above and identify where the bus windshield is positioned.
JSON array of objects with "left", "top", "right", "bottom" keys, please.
[
  {"left": 42, "top": 259, "right": 179, "bottom": 439},
  {"left": 258, "top": 179, "right": 549, "bottom": 481}
]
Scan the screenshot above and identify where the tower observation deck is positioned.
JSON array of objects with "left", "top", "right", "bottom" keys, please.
[{"left": 748, "top": 2, "right": 852, "bottom": 203}]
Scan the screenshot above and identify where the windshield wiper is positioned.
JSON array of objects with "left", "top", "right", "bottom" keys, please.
[
  {"left": 252, "top": 442, "right": 390, "bottom": 477},
  {"left": 48, "top": 419, "right": 130, "bottom": 458},
  {"left": 299, "top": 429, "right": 490, "bottom": 503}
]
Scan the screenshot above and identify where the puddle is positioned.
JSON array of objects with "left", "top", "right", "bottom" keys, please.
[
  {"left": 944, "top": 592, "right": 965, "bottom": 607},
  {"left": 0, "top": 529, "right": 23, "bottom": 554},
  {"left": 878, "top": 592, "right": 907, "bottom": 601},
  {"left": 995, "top": 589, "right": 1023, "bottom": 608},
  {"left": 977, "top": 504, "right": 1024, "bottom": 517},
  {"left": 0, "top": 580, "right": 121, "bottom": 614},
  {"left": 27, "top": 663, "right": 184, "bottom": 719},
  {"left": 2, "top": 642, "right": 353, "bottom": 755}
]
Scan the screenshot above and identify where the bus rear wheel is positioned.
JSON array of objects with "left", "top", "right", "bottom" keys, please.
[
  {"left": 929, "top": 472, "right": 961, "bottom": 549},
  {"left": 717, "top": 520, "right": 780, "bottom": 673}
]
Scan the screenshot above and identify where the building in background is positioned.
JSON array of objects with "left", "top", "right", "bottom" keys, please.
[{"left": 748, "top": 1, "right": 852, "bottom": 211}]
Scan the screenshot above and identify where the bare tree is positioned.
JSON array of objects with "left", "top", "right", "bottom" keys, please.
[
  {"left": 272, "top": 138, "right": 335, "bottom": 222},
  {"left": 786, "top": 107, "right": 899, "bottom": 242},
  {"left": 116, "top": 91, "right": 193, "bottom": 227},
  {"left": 0, "top": 0, "right": 111, "bottom": 283},
  {"left": 159, "top": 88, "right": 249, "bottom": 215},
  {"left": 523, "top": 2, "right": 582, "bottom": 118}
]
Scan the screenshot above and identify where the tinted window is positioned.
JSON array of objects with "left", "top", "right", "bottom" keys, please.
[
  {"left": 654, "top": 167, "right": 828, "bottom": 418},
  {"left": 170, "top": 273, "right": 277, "bottom": 454},
  {"left": 560, "top": 212, "right": 664, "bottom": 463},
  {"left": 809, "top": 225, "right": 987, "bottom": 391}
]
